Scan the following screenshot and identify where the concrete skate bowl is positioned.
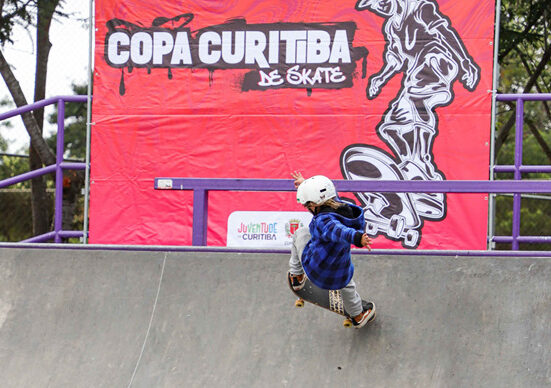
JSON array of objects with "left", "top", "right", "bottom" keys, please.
[{"left": 0, "top": 247, "right": 550, "bottom": 387}]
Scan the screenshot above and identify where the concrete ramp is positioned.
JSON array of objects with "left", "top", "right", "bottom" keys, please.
[{"left": 0, "top": 248, "right": 550, "bottom": 387}]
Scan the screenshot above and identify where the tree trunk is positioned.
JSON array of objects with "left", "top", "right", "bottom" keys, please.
[
  {"left": 29, "top": 1, "right": 59, "bottom": 236},
  {"left": 0, "top": 49, "right": 56, "bottom": 166}
]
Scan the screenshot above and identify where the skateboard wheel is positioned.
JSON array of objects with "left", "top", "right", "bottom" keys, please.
[
  {"left": 343, "top": 318, "right": 353, "bottom": 328},
  {"left": 295, "top": 299, "right": 304, "bottom": 308},
  {"left": 404, "top": 229, "right": 420, "bottom": 247},
  {"left": 388, "top": 214, "right": 405, "bottom": 238},
  {"left": 365, "top": 222, "right": 377, "bottom": 235}
]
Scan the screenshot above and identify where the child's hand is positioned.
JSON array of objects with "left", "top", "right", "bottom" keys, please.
[
  {"left": 291, "top": 171, "right": 305, "bottom": 188},
  {"left": 361, "top": 233, "right": 372, "bottom": 251}
]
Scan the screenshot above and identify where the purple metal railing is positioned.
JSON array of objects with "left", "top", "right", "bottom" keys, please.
[
  {"left": 0, "top": 95, "right": 88, "bottom": 243},
  {"left": 154, "top": 177, "right": 551, "bottom": 247},
  {"left": 493, "top": 93, "right": 551, "bottom": 249},
  {"left": 153, "top": 94, "right": 551, "bottom": 249},
  {"left": 2, "top": 94, "right": 549, "bottom": 249}
]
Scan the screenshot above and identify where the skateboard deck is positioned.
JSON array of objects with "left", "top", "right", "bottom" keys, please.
[{"left": 287, "top": 273, "right": 375, "bottom": 328}]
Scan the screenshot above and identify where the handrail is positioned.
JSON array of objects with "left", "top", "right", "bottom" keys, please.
[
  {"left": 0, "top": 95, "right": 87, "bottom": 121},
  {"left": 495, "top": 93, "right": 551, "bottom": 101},
  {"left": 156, "top": 177, "right": 551, "bottom": 193},
  {"left": 0, "top": 95, "right": 88, "bottom": 243},
  {"left": 154, "top": 177, "right": 551, "bottom": 247}
]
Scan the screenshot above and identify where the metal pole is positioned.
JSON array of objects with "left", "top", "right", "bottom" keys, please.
[
  {"left": 54, "top": 99, "right": 65, "bottom": 243},
  {"left": 511, "top": 98, "right": 524, "bottom": 250},
  {"left": 83, "top": 0, "right": 94, "bottom": 244},
  {"left": 488, "top": 0, "right": 501, "bottom": 250},
  {"left": 192, "top": 189, "right": 208, "bottom": 246}
]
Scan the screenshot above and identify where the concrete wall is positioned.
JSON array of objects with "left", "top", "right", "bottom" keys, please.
[{"left": 0, "top": 248, "right": 549, "bottom": 387}]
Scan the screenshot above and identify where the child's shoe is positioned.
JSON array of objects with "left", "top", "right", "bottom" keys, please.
[
  {"left": 289, "top": 272, "right": 306, "bottom": 291},
  {"left": 351, "top": 301, "right": 376, "bottom": 329}
]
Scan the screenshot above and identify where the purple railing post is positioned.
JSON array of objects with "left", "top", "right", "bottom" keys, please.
[
  {"left": 192, "top": 189, "right": 208, "bottom": 246},
  {"left": 511, "top": 98, "right": 524, "bottom": 250},
  {"left": 54, "top": 99, "right": 65, "bottom": 243}
]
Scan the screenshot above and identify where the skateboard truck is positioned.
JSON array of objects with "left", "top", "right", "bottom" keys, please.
[{"left": 294, "top": 297, "right": 355, "bottom": 327}]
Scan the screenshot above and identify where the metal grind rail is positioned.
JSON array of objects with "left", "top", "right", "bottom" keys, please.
[{"left": 154, "top": 177, "right": 551, "bottom": 249}]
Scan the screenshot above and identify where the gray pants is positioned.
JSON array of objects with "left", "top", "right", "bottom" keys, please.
[{"left": 288, "top": 227, "right": 364, "bottom": 317}]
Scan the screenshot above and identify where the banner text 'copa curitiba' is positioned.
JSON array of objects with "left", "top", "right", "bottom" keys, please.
[{"left": 91, "top": 0, "right": 495, "bottom": 249}]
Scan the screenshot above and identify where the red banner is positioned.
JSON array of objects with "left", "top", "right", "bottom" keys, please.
[{"left": 91, "top": 0, "right": 495, "bottom": 249}]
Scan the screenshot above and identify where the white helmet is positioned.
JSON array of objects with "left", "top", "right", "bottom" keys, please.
[{"left": 296, "top": 175, "right": 337, "bottom": 205}]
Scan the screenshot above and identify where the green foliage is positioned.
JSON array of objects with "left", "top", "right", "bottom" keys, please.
[
  {"left": 0, "top": 134, "right": 7, "bottom": 152},
  {"left": 496, "top": 122, "right": 551, "bottom": 173},
  {"left": 0, "top": 154, "right": 41, "bottom": 241},
  {"left": 499, "top": 0, "right": 551, "bottom": 53},
  {"left": 0, "top": 0, "right": 36, "bottom": 45},
  {"left": 494, "top": 196, "right": 551, "bottom": 251},
  {"left": 494, "top": 129, "right": 551, "bottom": 250},
  {"left": 0, "top": 190, "right": 55, "bottom": 241},
  {"left": 0, "top": 191, "right": 33, "bottom": 241},
  {"left": 0, "top": 97, "right": 15, "bottom": 151},
  {"left": 0, "top": 154, "right": 30, "bottom": 187}
]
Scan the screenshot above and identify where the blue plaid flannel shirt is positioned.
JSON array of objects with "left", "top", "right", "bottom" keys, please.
[{"left": 302, "top": 203, "right": 365, "bottom": 290}]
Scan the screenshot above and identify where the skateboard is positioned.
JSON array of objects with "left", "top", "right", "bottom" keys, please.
[{"left": 287, "top": 273, "right": 375, "bottom": 328}]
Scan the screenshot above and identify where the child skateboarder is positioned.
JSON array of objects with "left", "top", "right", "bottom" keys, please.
[{"left": 288, "top": 172, "right": 375, "bottom": 328}]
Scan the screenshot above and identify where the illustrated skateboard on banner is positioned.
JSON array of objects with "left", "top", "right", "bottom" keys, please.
[{"left": 287, "top": 273, "right": 375, "bottom": 328}]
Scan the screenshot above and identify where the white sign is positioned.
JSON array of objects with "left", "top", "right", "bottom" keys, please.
[{"left": 227, "top": 211, "right": 312, "bottom": 248}]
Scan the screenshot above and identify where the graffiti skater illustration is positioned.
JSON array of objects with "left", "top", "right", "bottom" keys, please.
[{"left": 341, "top": 0, "right": 480, "bottom": 248}]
